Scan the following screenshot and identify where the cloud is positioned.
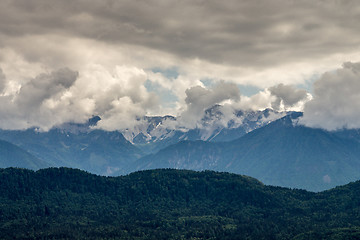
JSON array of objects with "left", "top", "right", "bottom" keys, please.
[
  {"left": 1, "top": 0, "right": 360, "bottom": 89},
  {"left": 0, "top": 1, "right": 360, "bottom": 131},
  {"left": 0, "top": 68, "right": 80, "bottom": 130},
  {"left": 233, "top": 85, "right": 310, "bottom": 112},
  {"left": 15, "top": 68, "right": 77, "bottom": 108},
  {"left": 178, "top": 82, "right": 240, "bottom": 128},
  {"left": 269, "top": 84, "right": 309, "bottom": 111},
  {"left": 0, "top": 68, "right": 5, "bottom": 92},
  {"left": 89, "top": 65, "right": 160, "bottom": 131},
  {"left": 1, "top": 0, "right": 359, "bottom": 68},
  {"left": 0, "top": 65, "right": 159, "bottom": 131},
  {"left": 300, "top": 62, "right": 360, "bottom": 130},
  {"left": 234, "top": 90, "right": 273, "bottom": 111}
]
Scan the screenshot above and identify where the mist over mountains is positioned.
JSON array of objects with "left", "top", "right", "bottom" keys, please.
[
  {"left": 1, "top": 105, "right": 360, "bottom": 191},
  {"left": 121, "top": 106, "right": 285, "bottom": 153}
]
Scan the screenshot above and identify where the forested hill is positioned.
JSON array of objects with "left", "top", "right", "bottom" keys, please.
[{"left": 1, "top": 168, "right": 360, "bottom": 239}]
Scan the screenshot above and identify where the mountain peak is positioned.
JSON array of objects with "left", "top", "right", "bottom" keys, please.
[{"left": 88, "top": 116, "right": 101, "bottom": 126}]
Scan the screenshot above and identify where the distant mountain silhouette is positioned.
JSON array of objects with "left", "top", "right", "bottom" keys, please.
[
  {"left": 0, "top": 122, "right": 142, "bottom": 175},
  {"left": 0, "top": 139, "right": 50, "bottom": 169},
  {"left": 134, "top": 113, "right": 360, "bottom": 191}
]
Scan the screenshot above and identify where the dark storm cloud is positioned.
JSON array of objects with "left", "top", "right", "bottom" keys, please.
[{"left": 1, "top": 0, "right": 360, "bottom": 67}]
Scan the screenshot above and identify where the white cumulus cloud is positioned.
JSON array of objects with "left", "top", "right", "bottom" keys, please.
[
  {"left": 178, "top": 82, "right": 240, "bottom": 128},
  {"left": 300, "top": 62, "right": 360, "bottom": 130},
  {"left": 0, "top": 65, "right": 159, "bottom": 131},
  {"left": 269, "top": 84, "right": 310, "bottom": 111},
  {"left": 0, "top": 68, "right": 80, "bottom": 130}
]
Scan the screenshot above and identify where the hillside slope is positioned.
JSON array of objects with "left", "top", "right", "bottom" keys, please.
[
  {"left": 0, "top": 140, "right": 51, "bottom": 170},
  {"left": 0, "top": 168, "right": 360, "bottom": 239}
]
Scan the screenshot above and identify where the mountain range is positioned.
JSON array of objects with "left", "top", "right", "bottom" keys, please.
[
  {"left": 1, "top": 107, "right": 360, "bottom": 191},
  {"left": 121, "top": 107, "right": 285, "bottom": 154},
  {"left": 134, "top": 112, "right": 360, "bottom": 191},
  {"left": 0, "top": 117, "right": 142, "bottom": 175}
]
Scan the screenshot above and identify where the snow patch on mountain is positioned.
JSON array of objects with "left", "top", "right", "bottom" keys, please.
[{"left": 120, "top": 106, "right": 286, "bottom": 144}]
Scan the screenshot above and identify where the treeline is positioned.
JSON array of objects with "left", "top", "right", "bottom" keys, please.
[{"left": 0, "top": 167, "right": 360, "bottom": 239}]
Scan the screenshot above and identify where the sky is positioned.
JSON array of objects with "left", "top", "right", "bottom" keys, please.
[{"left": 0, "top": 0, "right": 360, "bottom": 131}]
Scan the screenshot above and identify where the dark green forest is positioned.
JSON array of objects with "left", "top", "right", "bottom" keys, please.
[{"left": 1, "top": 167, "right": 360, "bottom": 239}]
